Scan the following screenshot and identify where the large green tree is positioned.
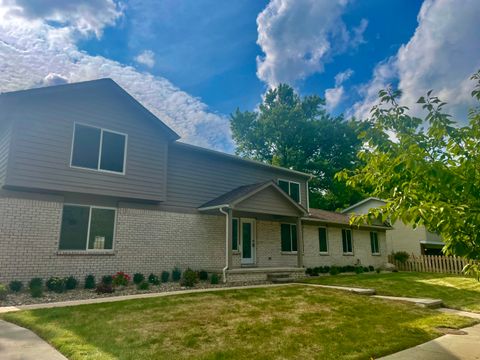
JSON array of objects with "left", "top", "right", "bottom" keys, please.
[
  {"left": 230, "top": 84, "right": 365, "bottom": 210},
  {"left": 337, "top": 71, "right": 480, "bottom": 277}
]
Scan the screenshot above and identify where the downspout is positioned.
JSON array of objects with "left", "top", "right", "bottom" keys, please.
[{"left": 219, "top": 206, "right": 230, "bottom": 283}]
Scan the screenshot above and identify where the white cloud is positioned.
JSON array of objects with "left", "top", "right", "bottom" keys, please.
[
  {"left": 325, "top": 68, "right": 353, "bottom": 111},
  {"left": 351, "top": 0, "right": 480, "bottom": 122},
  {"left": 0, "top": 2, "right": 233, "bottom": 152},
  {"left": 256, "top": 0, "right": 367, "bottom": 87},
  {"left": 135, "top": 50, "right": 155, "bottom": 68}
]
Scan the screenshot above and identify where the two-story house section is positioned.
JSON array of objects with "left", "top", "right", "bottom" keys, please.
[{"left": 0, "top": 79, "right": 389, "bottom": 283}]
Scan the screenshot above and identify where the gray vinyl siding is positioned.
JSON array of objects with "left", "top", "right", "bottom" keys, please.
[
  {"left": 4, "top": 80, "right": 169, "bottom": 201},
  {"left": 0, "top": 123, "right": 11, "bottom": 187},
  {"left": 235, "top": 186, "right": 302, "bottom": 217},
  {"left": 165, "top": 144, "right": 308, "bottom": 209}
]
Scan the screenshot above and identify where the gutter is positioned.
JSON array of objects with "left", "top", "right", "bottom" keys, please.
[{"left": 218, "top": 206, "right": 230, "bottom": 283}]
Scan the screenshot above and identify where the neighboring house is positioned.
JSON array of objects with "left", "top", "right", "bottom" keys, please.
[
  {"left": 0, "top": 79, "right": 389, "bottom": 283},
  {"left": 342, "top": 197, "right": 444, "bottom": 257}
]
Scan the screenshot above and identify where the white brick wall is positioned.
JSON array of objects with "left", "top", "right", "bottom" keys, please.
[
  {"left": 0, "top": 196, "right": 226, "bottom": 283},
  {"left": 303, "top": 225, "right": 388, "bottom": 269}
]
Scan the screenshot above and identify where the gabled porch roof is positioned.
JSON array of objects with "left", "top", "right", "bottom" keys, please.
[{"left": 198, "top": 181, "right": 307, "bottom": 217}]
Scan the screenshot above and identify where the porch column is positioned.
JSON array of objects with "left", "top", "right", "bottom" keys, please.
[
  {"left": 227, "top": 208, "right": 233, "bottom": 269},
  {"left": 296, "top": 217, "right": 303, "bottom": 267}
]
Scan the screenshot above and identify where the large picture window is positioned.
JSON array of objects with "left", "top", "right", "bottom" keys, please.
[
  {"left": 370, "top": 231, "right": 380, "bottom": 255},
  {"left": 281, "top": 223, "right": 297, "bottom": 252},
  {"left": 71, "top": 123, "right": 127, "bottom": 174},
  {"left": 342, "top": 229, "right": 353, "bottom": 255},
  {"left": 59, "top": 205, "right": 116, "bottom": 251},
  {"left": 278, "top": 179, "right": 301, "bottom": 203},
  {"left": 318, "top": 227, "right": 328, "bottom": 253}
]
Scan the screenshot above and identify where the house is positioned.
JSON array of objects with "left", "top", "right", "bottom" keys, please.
[
  {"left": 0, "top": 79, "right": 389, "bottom": 283},
  {"left": 342, "top": 197, "right": 444, "bottom": 256}
]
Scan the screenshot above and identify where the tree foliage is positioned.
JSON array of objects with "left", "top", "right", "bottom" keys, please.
[
  {"left": 231, "top": 84, "right": 365, "bottom": 210},
  {"left": 337, "top": 70, "right": 480, "bottom": 278}
]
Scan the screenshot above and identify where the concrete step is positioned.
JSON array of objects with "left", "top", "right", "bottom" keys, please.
[
  {"left": 373, "top": 295, "right": 443, "bottom": 308},
  {"left": 267, "top": 273, "right": 291, "bottom": 280},
  {"left": 270, "top": 277, "right": 294, "bottom": 284}
]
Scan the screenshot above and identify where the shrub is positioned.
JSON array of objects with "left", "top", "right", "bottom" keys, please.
[
  {"left": 210, "top": 273, "right": 219, "bottom": 284},
  {"left": 324, "top": 266, "right": 330, "bottom": 273},
  {"left": 46, "top": 277, "right": 66, "bottom": 293},
  {"left": 198, "top": 270, "right": 208, "bottom": 281},
  {"left": 363, "top": 267, "right": 369, "bottom": 273},
  {"left": 172, "top": 267, "right": 182, "bottom": 282},
  {"left": 102, "top": 275, "right": 113, "bottom": 285},
  {"left": 0, "top": 284, "right": 7, "bottom": 300},
  {"left": 112, "top": 272, "right": 130, "bottom": 287},
  {"left": 137, "top": 281, "right": 150, "bottom": 291},
  {"left": 355, "top": 266, "right": 364, "bottom": 274},
  {"left": 305, "top": 268, "right": 313, "bottom": 276},
  {"left": 161, "top": 271, "right": 170, "bottom": 283},
  {"left": 9, "top": 280, "right": 23, "bottom": 293},
  {"left": 29, "top": 278, "right": 43, "bottom": 298},
  {"left": 329, "top": 266, "right": 340, "bottom": 276},
  {"left": 369, "top": 265, "right": 375, "bottom": 272},
  {"left": 148, "top": 273, "right": 160, "bottom": 285},
  {"left": 133, "top": 273, "right": 145, "bottom": 285},
  {"left": 376, "top": 268, "right": 381, "bottom": 274},
  {"left": 393, "top": 251, "right": 410, "bottom": 264},
  {"left": 85, "top": 275, "right": 96, "bottom": 289},
  {"left": 65, "top": 276, "right": 78, "bottom": 290},
  {"left": 344, "top": 265, "right": 355, "bottom": 273},
  {"left": 96, "top": 283, "right": 114, "bottom": 294},
  {"left": 181, "top": 268, "right": 198, "bottom": 288}
]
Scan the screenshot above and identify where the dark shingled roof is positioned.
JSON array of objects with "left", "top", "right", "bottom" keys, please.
[
  {"left": 199, "top": 181, "right": 270, "bottom": 209},
  {"left": 307, "top": 208, "right": 351, "bottom": 225}
]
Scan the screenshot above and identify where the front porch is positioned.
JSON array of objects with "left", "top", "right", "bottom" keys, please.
[{"left": 226, "top": 267, "right": 306, "bottom": 283}]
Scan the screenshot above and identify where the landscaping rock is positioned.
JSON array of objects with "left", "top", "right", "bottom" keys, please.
[{"left": 380, "top": 263, "right": 397, "bottom": 272}]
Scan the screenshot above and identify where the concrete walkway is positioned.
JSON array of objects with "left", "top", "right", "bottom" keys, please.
[
  {"left": 0, "top": 320, "right": 67, "bottom": 360},
  {"left": 379, "top": 323, "right": 480, "bottom": 360}
]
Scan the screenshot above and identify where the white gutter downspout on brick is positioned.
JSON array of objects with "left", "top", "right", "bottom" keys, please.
[{"left": 219, "top": 206, "right": 230, "bottom": 283}]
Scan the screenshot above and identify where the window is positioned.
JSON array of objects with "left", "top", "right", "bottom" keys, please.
[
  {"left": 232, "top": 218, "right": 239, "bottom": 251},
  {"left": 370, "top": 231, "right": 380, "bottom": 255},
  {"left": 278, "top": 179, "right": 301, "bottom": 203},
  {"left": 71, "top": 123, "right": 127, "bottom": 174},
  {"left": 59, "top": 205, "right": 116, "bottom": 251},
  {"left": 342, "top": 229, "right": 353, "bottom": 254},
  {"left": 281, "top": 223, "right": 297, "bottom": 252},
  {"left": 318, "top": 227, "right": 328, "bottom": 253}
]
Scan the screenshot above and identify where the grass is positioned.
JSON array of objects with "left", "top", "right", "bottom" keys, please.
[
  {"left": 302, "top": 272, "right": 480, "bottom": 312},
  {"left": 1, "top": 285, "right": 476, "bottom": 360}
]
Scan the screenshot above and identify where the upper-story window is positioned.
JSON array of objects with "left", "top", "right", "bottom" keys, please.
[
  {"left": 71, "top": 123, "right": 127, "bottom": 174},
  {"left": 278, "top": 179, "right": 301, "bottom": 203}
]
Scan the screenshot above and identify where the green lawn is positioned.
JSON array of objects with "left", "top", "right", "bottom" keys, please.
[
  {"left": 302, "top": 272, "right": 480, "bottom": 313},
  {"left": 2, "top": 285, "right": 476, "bottom": 360}
]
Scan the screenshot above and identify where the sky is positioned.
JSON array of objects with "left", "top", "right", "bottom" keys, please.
[{"left": 1, "top": 0, "right": 479, "bottom": 153}]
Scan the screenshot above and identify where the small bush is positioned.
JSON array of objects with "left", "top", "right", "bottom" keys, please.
[
  {"left": 148, "top": 273, "right": 160, "bottom": 285},
  {"left": 0, "top": 284, "right": 7, "bottom": 300},
  {"left": 65, "top": 276, "right": 78, "bottom": 290},
  {"left": 329, "top": 266, "right": 340, "bottom": 276},
  {"left": 133, "top": 273, "right": 145, "bottom": 285},
  {"left": 393, "top": 251, "right": 410, "bottom": 264},
  {"left": 369, "top": 265, "right": 375, "bottom": 272},
  {"left": 46, "top": 277, "right": 66, "bottom": 293},
  {"left": 29, "top": 278, "right": 43, "bottom": 298},
  {"left": 161, "top": 271, "right": 170, "bottom": 283},
  {"left": 210, "top": 273, "right": 219, "bottom": 284},
  {"left": 9, "top": 280, "right": 23, "bottom": 293},
  {"left": 85, "top": 275, "right": 96, "bottom": 289},
  {"left": 102, "top": 275, "right": 113, "bottom": 285},
  {"left": 112, "top": 272, "right": 130, "bottom": 287},
  {"left": 343, "top": 265, "right": 355, "bottom": 273},
  {"left": 172, "top": 267, "right": 182, "bottom": 282},
  {"left": 137, "top": 281, "right": 150, "bottom": 291},
  {"left": 181, "top": 268, "right": 198, "bottom": 288},
  {"left": 198, "top": 270, "right": 208, "bottom": 281},
  {"left": 355, "top": 266, "right": 364, "bottom": 274},
  {"left": 376, "top": 268, "right": 381, "bottom": 274},
  {"left": 324, "top": 266, "right": 330, "bottom": 273},
  {"left": 96, "top": 283, "right": 114, "bottom": 294},
  {"left": 363, "top": 266, "right": 369, "bottom": 273}
]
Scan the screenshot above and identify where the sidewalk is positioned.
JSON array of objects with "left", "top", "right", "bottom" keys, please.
[{"left": 0, "top": 320, "right": 67, "bottom": 360}]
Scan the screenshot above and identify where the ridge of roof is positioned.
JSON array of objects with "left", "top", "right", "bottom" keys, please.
[{"left": 341, "top": 197, "right": 386, "bottom": 214}]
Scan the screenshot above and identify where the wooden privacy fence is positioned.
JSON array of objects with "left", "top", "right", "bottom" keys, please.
[{"left": 388, "top": 254, "right": 477, "bottom": 274}]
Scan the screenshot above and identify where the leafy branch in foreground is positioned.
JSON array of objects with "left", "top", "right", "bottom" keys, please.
[{"left": 337, "top": 70, "right": 480, "bottom": 279}]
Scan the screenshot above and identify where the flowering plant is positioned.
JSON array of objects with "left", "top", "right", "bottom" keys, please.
[{"left": 112, "top": 271, "right": 130, "bottom": 286}]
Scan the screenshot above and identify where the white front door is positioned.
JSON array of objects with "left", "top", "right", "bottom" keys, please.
[{"left": 241, "top": 219, "right": 256, "bottom": 265}]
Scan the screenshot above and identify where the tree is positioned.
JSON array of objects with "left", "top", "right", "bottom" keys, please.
[
  {"left": 337, "top": 70, "right": 480, "bottom": 278},
  {"left": 231, "top": 84, "right": 365, "bottom": 210}
]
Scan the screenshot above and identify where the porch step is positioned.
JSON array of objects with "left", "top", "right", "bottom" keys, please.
[{"left": 267, "top": 273, "right": 293, "bottom": 283}]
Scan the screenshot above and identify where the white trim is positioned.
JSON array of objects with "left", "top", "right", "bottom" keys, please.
[
  {"left": 70, "top": 122, "right": 128, "bottom": 175},
  {"left": 278, "top": 178, "right": 302, "bottom": 204},
  {"left": 341, "top": 228, "right": 354, "bottom": 255},
  {"left": 59, "top": 203, "right": 117, "bottom": 252},
  {"left": 240, "top": 218, "right": 256, "bottom": 265},
  {"left": 318, "top": 226, "right": 329, "bottom": 254}
]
